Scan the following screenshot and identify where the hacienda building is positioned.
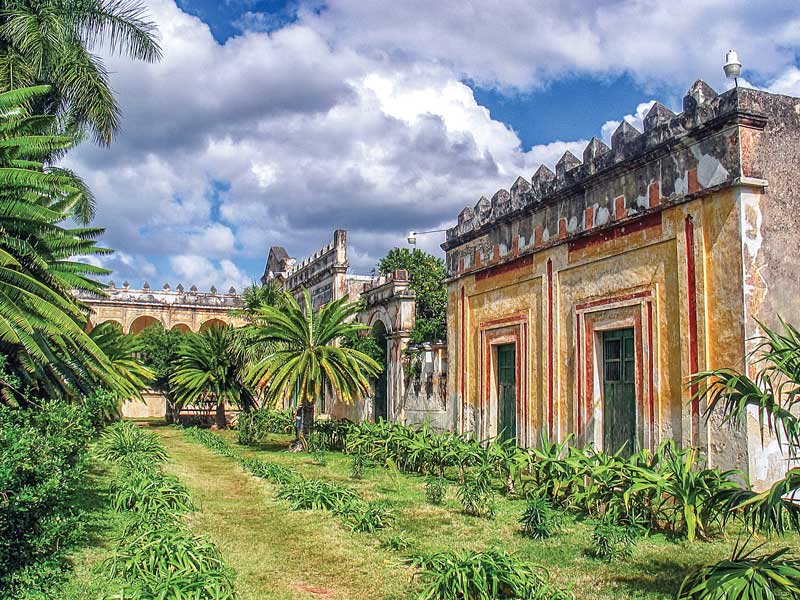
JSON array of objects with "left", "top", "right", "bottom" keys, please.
[{"left": 442, "top": 80, "right": 800, "bottom": 490}]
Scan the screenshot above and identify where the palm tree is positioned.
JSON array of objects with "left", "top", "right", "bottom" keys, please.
[
  {"left": 0, "top": 0, "right": 161, "bottom": 145},
  {"left": 231, "top": 280, "right": 286, "bottom": 323},
  {"left": 246, "top": 289, "right": 381, "bottom": 444},
  {"left": 0, "top": 84, "right": 130, "bottom": 403},
  {"left": 692, "top": 318, "right": 800, "bottom": 534},
  {"left": 170, "top": 325, "right": 253, "bottom": 429},
  {"left": 88, "top": 320, "right": 153, "bottom": 401}
]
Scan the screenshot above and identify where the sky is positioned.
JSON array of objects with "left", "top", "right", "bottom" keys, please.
[{"left": 67, "top": 0, "right": 800, "bottom": 292}]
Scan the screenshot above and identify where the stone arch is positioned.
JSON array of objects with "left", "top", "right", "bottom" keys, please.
[
  {"left": 371, "top": 319, "right": 389, "bottom": 422},
  {"left": 98, "top": 319, "right": 123, "bottom": 331},
  {"left": 171, "top": 323, "right": 192, "bottom": 333},
  {"left": 200, "top": 318, "right": 228, "bottom": 331},
  {"left": 129, "top": 315, "right": 160, "bottom": 335},
  {"left": 367, "top": 308, "right": 393, "bottom": 336},
  {"left": 85, "top": 319, "right": 94, "bottom": 333}
]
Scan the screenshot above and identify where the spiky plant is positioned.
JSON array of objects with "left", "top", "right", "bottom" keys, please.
[
  {"left": 0, "top": 84, "right": 137, "bottom": 403},
  {"left": 171, "top": 325, "right": 254, "bottom": 429},
  {"left": 246, "top": 289, "right": 381, "bottom": 441}
]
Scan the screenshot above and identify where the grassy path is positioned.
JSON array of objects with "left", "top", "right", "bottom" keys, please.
[{"left": 153, "top": 425, "right": 412, "bottom": 600}]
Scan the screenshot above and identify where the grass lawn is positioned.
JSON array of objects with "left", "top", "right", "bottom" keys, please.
[{"left": 59, "top": 423, "right": 800, "bottom": 600}]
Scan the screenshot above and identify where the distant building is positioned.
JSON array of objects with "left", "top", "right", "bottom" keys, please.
[
  {"left": 265, "top": 229, "right": 449, "bottom": 426},
  {"left": 442, "top": 80, "right": 800, "bottom": 489}
]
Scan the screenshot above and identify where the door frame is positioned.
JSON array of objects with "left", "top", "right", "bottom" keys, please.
[{"left": 478, "top": 313, "right": 528, "bottom": 444}]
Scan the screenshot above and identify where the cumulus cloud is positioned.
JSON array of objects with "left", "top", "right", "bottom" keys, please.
[{"left": 66, "top": 0, "right": 800, "bottom": 288}]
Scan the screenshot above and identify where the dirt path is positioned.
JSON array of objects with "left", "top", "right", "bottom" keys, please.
[{"left": 153, "top": 425, "right": 412, "bottom": 600}]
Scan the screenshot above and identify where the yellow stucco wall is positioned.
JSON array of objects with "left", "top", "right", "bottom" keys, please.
[{"left": 448, "top": 187, "right": 757, "bottom": 476}]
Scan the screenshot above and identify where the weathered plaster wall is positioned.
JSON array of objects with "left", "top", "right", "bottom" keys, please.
[{"left": 444, "top": 80, "right": 800, "bottom": 489}]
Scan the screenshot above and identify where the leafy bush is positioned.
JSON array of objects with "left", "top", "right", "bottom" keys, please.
[
  {"left": 350, "top": 451, "right": 368, "bottom": 479},
  {"left": 520, "top": 496, "right": 565, "bottom": 540},
  {"left": 0, "top": 402, "right": 94, "bottom": 591},
  {"left": 588, "top": 518, "right": 639, "bottom": 561},
  {"left": 239, "top": 457, "right": 299, "bottom": 485},
  {"left": 103, "top": 516, "right": 236, "bottom": 600},
  {"left": 96, "top": 421, "right": 168, "bottom": 464},
  {"left": 380, "top": 532, "right": 415, "bottom": 552},
  {"left": 678, "top": 540, "right": 800, "bottom": 600},
  {"left": 409, "top": 548, "right": 573, "bottom": 600},
  {"left": 236, "top": 409, "right": 294, "bottom": 445},
  {"left": 339, "top": 500, "right": 395, "bottom": 533},
  {"left": 184, "top": 427, "right": 237, "bottom": 458},
  {"left": 111, "top": 471, "right": 194, "bottom": 515},
  {"left": 425, "top": 476, "right": 447, "bottom": 505},
  {"left": 458, "top": 468, "right": 495, "bottom": 518},
  {"left": 277, "top": 479, "right": 359, "bottom": 512},
  {"left": 311, "top": 448, "right": 328, "bottom": 466}
]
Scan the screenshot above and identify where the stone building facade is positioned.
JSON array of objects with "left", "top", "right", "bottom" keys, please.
[
  {"left": 265, "top": 233, "right": 449, "bottom": 426},
  {"left": 78, "top": 282, "right": 245, "bottom": 418},
  {"left": 79, "top": 281, "right": 245, "bottom": 334},
  {"left": 442, "top": 81, "right": 800, "bottom": 489}
]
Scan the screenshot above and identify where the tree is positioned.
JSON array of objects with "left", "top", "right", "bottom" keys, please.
[
  {"left": 0, "top": 0, "right": 162, "bottom": 145},
  {"left": 0, "top": 85, "right": 132, "bottom": 403},
  {"left": 137, "top": 322, "right": 184, "bottom": 421},
  {"left": 170, "top": 325, "right": 253, "bottom": 429},
  {"left": 232, "top": 280, "right": 285, "bottom": 322},
  {"left": 377, "top": 248, "right": 447, "bottom": 343},
  {"left": 246, "top": 289, "right": 381, "bottom": 443},
  {"left": 88, "top": 320, "right": 153, "bottom": 400}
]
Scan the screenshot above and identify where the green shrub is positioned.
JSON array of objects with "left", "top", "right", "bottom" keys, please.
[
  {"left": 104, "top": 516, "right": 236, "bottom": 600},
  {"left": 520, "top": 496, "right": 565, "bottom": 540},
  {"left": 111, "top": 471, "right": 194, "bottom": 515},
  {"left": 96, "top": 421, "right": 168, "bottom": 464},
  {"left": 277, "top": 479, "right": 359, "bottom": 512},
  {"left": 311, "top": 448, "right": 328, "bottom": 466},
  {"left": 339, "top": 501, "right": 394, "bottom": 533},
  {"left": 184, "top": 427, "right": 237, "bottom": 458},
  {"left": 380, "top": 532, "right": 415, "bottom": 552},
  {"left": 350, "top": 451, "right": 368, "bottom": 479},
  {"left": 239, "top": 457, "right": 299, "bottom": 485},
  {"left": 457, "top": 468, "right": 495, "bottom": 518},
  {"left": 678, "top": 540, "right": 800, "bottom": 600},
  {"left": 425, "top": 476, "right": 447, "bottom": 505},
  {"left": 409, "top": 548, "right": 573, "bottom": 600},
  {"left": 236, "top": 409, "right": 294, "bottom": 445},
  {"left": 588, "top": 517, "right": 639, "bottom": 561},
  {"left": 0, "top": 402, "right": 94, "bottom": 591}
]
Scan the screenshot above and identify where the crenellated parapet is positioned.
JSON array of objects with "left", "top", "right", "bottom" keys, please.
[
  {"left": 442, "top": 81, "right": 774, "bottom": 276},
  {"left": 75, "top": 282, "right": 243, "bottom": 308}
]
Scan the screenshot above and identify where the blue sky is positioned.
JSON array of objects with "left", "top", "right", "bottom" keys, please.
[{"left": 67, "top": 0, "right": 800, "bottom": 291}]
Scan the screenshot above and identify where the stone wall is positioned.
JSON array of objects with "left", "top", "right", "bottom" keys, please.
[{"left": 443, "top": 80, "right": 800, "bottom": 489}]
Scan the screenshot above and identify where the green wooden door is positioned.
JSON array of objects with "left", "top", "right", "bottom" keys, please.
[
  {"left": 602, "top": 329, "right": 636, "bottom": 456},
  {"left": 496, "top": 344, "right": 517, "bottom": 442}
]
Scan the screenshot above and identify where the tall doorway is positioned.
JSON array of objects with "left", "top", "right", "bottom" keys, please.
[
  {"left": 602, "top": 328, "right": 636, "bottom": 456},
  {"left": 496, "top": 343, "right": 517, "bottom": 442},
  {"left": 372, "top": 321, "right": 388, "bottom": 422}
]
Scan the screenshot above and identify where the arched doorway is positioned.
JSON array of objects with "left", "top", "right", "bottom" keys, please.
[
  {"left": 129, "top": 315, "right": 160, "bottom": 335},
  {"left": 371, "top": 320, "right": 388, "bottom": 422},
  {"left": 200, "top": 318, "right": 227, "bottom": 331},
  {"left": 171, "top": 323, "right": 192, "bottom": 333}
]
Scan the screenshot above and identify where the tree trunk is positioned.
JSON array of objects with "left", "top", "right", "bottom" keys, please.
[
  {"left": 301, "top": 400, "right": 315, "bottom": 438},
  {"left": 215, "top": 398, "right": 227, "bottom": 429}
]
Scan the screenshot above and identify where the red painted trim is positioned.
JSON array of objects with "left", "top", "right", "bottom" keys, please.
[
  {"left": 576, "top": 313, "right": 582, "bottom": 437},
  {"left": 460, "top": 286, "right": 466, "bottom": 431},
  {"left": 479, "top": 313, "right": 527, "bottom": 329},
  {"left": 475, "top": 254, "right": 533, "bottom": 282},
  {"left": 522, "top": 322, "right": 528, "bottom": 446},
  {"left": 576, "top": 290, "right": 652, "bottom": 311},
  {"left": 647, "top": 301, "right": 655, "bottom": 450},
  {"left": 569, "top": 211, "right": 662, "bottom": 253},
  {"left": 685, "top": 215, "right": 700, "bottom": 446},
  {"left": 547, "top": 258, "right": 554, "bottom": 439}
]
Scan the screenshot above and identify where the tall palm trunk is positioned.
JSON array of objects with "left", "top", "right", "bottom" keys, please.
[
  {"left": 301, "top": 400, "right": 315, "bottom": 438},
  {"left": 215, "top": 398, "right": 227, "bottom": 429}
]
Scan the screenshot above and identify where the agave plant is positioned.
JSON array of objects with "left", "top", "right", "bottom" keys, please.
[{"left": 678, "top": 540, "right": 800, "bottom": 600}]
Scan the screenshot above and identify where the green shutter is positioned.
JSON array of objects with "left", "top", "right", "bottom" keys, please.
[
  {"left": 602, "top": 329, "right": 636, "bottom": 456},
  {"left": 497, "top": 344, "right": 517, "bottom": 443}
]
